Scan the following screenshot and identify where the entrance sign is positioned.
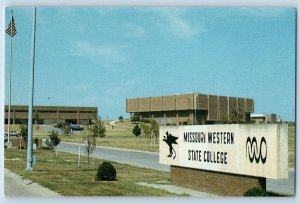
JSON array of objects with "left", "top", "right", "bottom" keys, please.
[{"left": 159, "top": 124, "right": 288, "bottom": 179}]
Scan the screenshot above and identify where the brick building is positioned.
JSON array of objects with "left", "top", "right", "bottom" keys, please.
[
  {"left": 4, "top": 105, "right": 98, "bottom": 125},
  {"left": 126, "top": 93, "right": 254, "bottom": 125}
]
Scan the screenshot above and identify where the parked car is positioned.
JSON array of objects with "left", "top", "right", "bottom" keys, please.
[
  {"left": 68, "top": 125, "right": 84, "bottom": 132},
  {"left": 4, "top": 130, "right": 21, "bottom": 137}
]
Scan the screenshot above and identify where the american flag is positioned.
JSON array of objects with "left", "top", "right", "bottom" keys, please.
[{"left": 6, "top": 15, "right": 17, "bottom": 37}]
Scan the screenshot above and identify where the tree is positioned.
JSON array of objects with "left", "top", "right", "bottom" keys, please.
[
  {"left": 63, "top": 126, "right": 71, "bottom": 135},
  {"left": 131, "top": 114, "right": 140, "bottom": 124},
  {"left": 20, "top": 124, "right": 28, "bottom": 148},
  {"left": 90, "top": 119, "right": 106, "bottom": 138},
  {"left": 141, "top": 119, "right": 159, "bottom": 148},
  {"left": 84, "top": 126, "right": 96, "bottom": 169},
  {"left": 83, "top": 119, "right": 106, "bottom": 168},
  {"left": 230, "top": 104, "right": 243, "bottom": 124},
  {"left": 33, "top": 111, "right": 40, "bottom": 125},
  {"left": 46, "top": 130, "right": 61, "bottom": 158},
  {"left": 132, "top": 124, "right": 141, "bottom": 137},
  {"left": 149, "top": 120, "right": 159, "bottom": 148},
  {"left": 119, "top": 115, "right": 124, "bottom": 122}
]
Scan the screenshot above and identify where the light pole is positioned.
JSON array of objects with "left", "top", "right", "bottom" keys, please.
[{"left": 26, "top": 7, "right": 37, "bottom": 171}]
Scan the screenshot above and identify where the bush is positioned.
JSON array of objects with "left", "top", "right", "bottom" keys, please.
[
  {"left": 55, "top": 123, "right": 66, "bottom": 129},
  {"left": 141, "top": 118, "right": 150, "bottom": 123},
  {"left": 165, "top": 123, "right": 176, "bottom": 126},
  {"left": 131, "top": 115, "right": 140, "bottom": 124},
  {"left": 96, "top": 162, "right": 117, "bottom": 181},
  {"left": 132, "top": 125, "right": 141, "bottom": 137},
  {"left": 243, "top": 187, "right": 267, "bottom": 196}
]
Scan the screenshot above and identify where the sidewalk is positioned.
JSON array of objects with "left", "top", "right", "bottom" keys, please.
[
  {"left": 4, "top": 168, "right": 61, "bottom": 197},
  {"left": 136, "top": 182, "right": 220, "bottom": 197}
]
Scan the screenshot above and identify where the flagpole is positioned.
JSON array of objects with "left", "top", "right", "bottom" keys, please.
[
  {"left": 7, "top": 10, "right": 13, "bottom": 144},
  {"left": 26, "top": 7, "right": 37, "bottom": 171}
]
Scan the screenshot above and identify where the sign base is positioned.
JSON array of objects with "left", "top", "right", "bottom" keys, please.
[{"left": 171, "top": 165, "right": 266, "bottom": 196}]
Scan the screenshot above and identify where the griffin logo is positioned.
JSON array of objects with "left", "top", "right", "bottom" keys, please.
[
  {"left": 246, "top": 137, "right": 267, "bottom": 164},
  {"left": 163, "top": 131, "right": 178, "bottom": 159}
]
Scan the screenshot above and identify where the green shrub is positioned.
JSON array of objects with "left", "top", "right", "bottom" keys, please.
[
  {"left": 244, "top": 187, "right": 267, "bottom": 196},
  {"left": 96, "top": 162, "right": 117, "bottom": 181},
  {"left": 63, "top": 126, "right": 71, "bottom": 135},
  {"left": 165, "top": 123, "right": 176, "bottom": 126},
  {"left": 55, "top": 123, "right": 66, "bottom": 129},
  {"left": 244, "top": 187, "right": 284, "bottom": 197},
  {"left": 131, "top": 115, "right": 141, "bottom": 123},
  {"left": 132, "top": 124, "right": 141, "bottom": 137},
  {"left": 141, "top": 118, "right": 150, "bottom": 123}
]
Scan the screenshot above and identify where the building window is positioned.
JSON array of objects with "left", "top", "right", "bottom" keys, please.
[
  {"left": 80, "top": 111, "right": 96, "bottom": 114},
  {"left": 60, "top": 111, "right": 77, "bottom": 113},
  {"left": 15, "top": 110, "right": 28, "bottom": 113},
  {"left": 39, "top": 110, "right": 57, "bottom": 113}
]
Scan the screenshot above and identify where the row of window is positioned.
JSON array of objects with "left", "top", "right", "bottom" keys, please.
[
  {"left": 5, "top": 119, "right": 91, "bottom": 125},
  {"left": 5, "top": 110, "right": 96, "bottom": 114}
]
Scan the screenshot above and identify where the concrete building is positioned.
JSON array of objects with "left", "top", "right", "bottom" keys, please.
[
  {"left": 251, "top": 113, "right": 279, "bottom": 124},
  {"left": 126, "top": 93, "right": 254, "bottom": 125},
  {"left": 4, "top": 105, "right": 98, "bottom": 125}
]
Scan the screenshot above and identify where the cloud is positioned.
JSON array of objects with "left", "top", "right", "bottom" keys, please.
[
  {"left": 146, "top": 8, "right": 205, "bottom": 40},
  {"left": 71, "top": 41, "right": 127, "bottom": 66},
  {"left": 164, "top": 12, "right": 198, "bottom": 40}
]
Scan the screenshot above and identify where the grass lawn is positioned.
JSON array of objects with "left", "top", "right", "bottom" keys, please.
[
  {"left": 288, "top": 124, "right": 295, "bottom": 168},
  {"left": 60, "top": 120, "right": 160, "bottom": 153},
  {"left": 4, "top": 148, "right": 183, "bottom": 196}
]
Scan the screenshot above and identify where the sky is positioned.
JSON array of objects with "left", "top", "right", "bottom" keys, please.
[{"left": 4, "top": 7, "right": 296, "bottom": 121}]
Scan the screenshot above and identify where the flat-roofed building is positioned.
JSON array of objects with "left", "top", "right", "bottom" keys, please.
[
  {"left": 250, "top": 113, "right": 278, "bottom": 124},
  {"left": 4, "top": 105, "right": 98, "bottom": 125},
  {"left": 126, "top": 93, "right": 254, "bottom": 125}
]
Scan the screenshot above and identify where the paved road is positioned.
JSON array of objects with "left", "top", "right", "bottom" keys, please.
[
  {"left": 57, "top": 141, "right": 294, "bottom": 195},
  {"left": 57, "top": 141, "right": 170, "bottom": 172},
  {"left": 39, "top": 125, "right": 63, "bottom": 134}
]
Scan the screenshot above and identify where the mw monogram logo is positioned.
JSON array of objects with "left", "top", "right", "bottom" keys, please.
[{"left": 246, "top": 136, "right": 267, "bottom": 164}]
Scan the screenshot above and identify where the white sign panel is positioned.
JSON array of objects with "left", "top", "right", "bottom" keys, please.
[{"left": 159, "top": 124, "right": 288, "bottom": 179}]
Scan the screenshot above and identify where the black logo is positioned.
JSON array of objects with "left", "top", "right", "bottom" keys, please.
[
  {"left": 163, "top": 131, "right": 178, "bottom": 159},
  {"left": 246, "top": 137, "right": 267, "bottom": 164}
]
